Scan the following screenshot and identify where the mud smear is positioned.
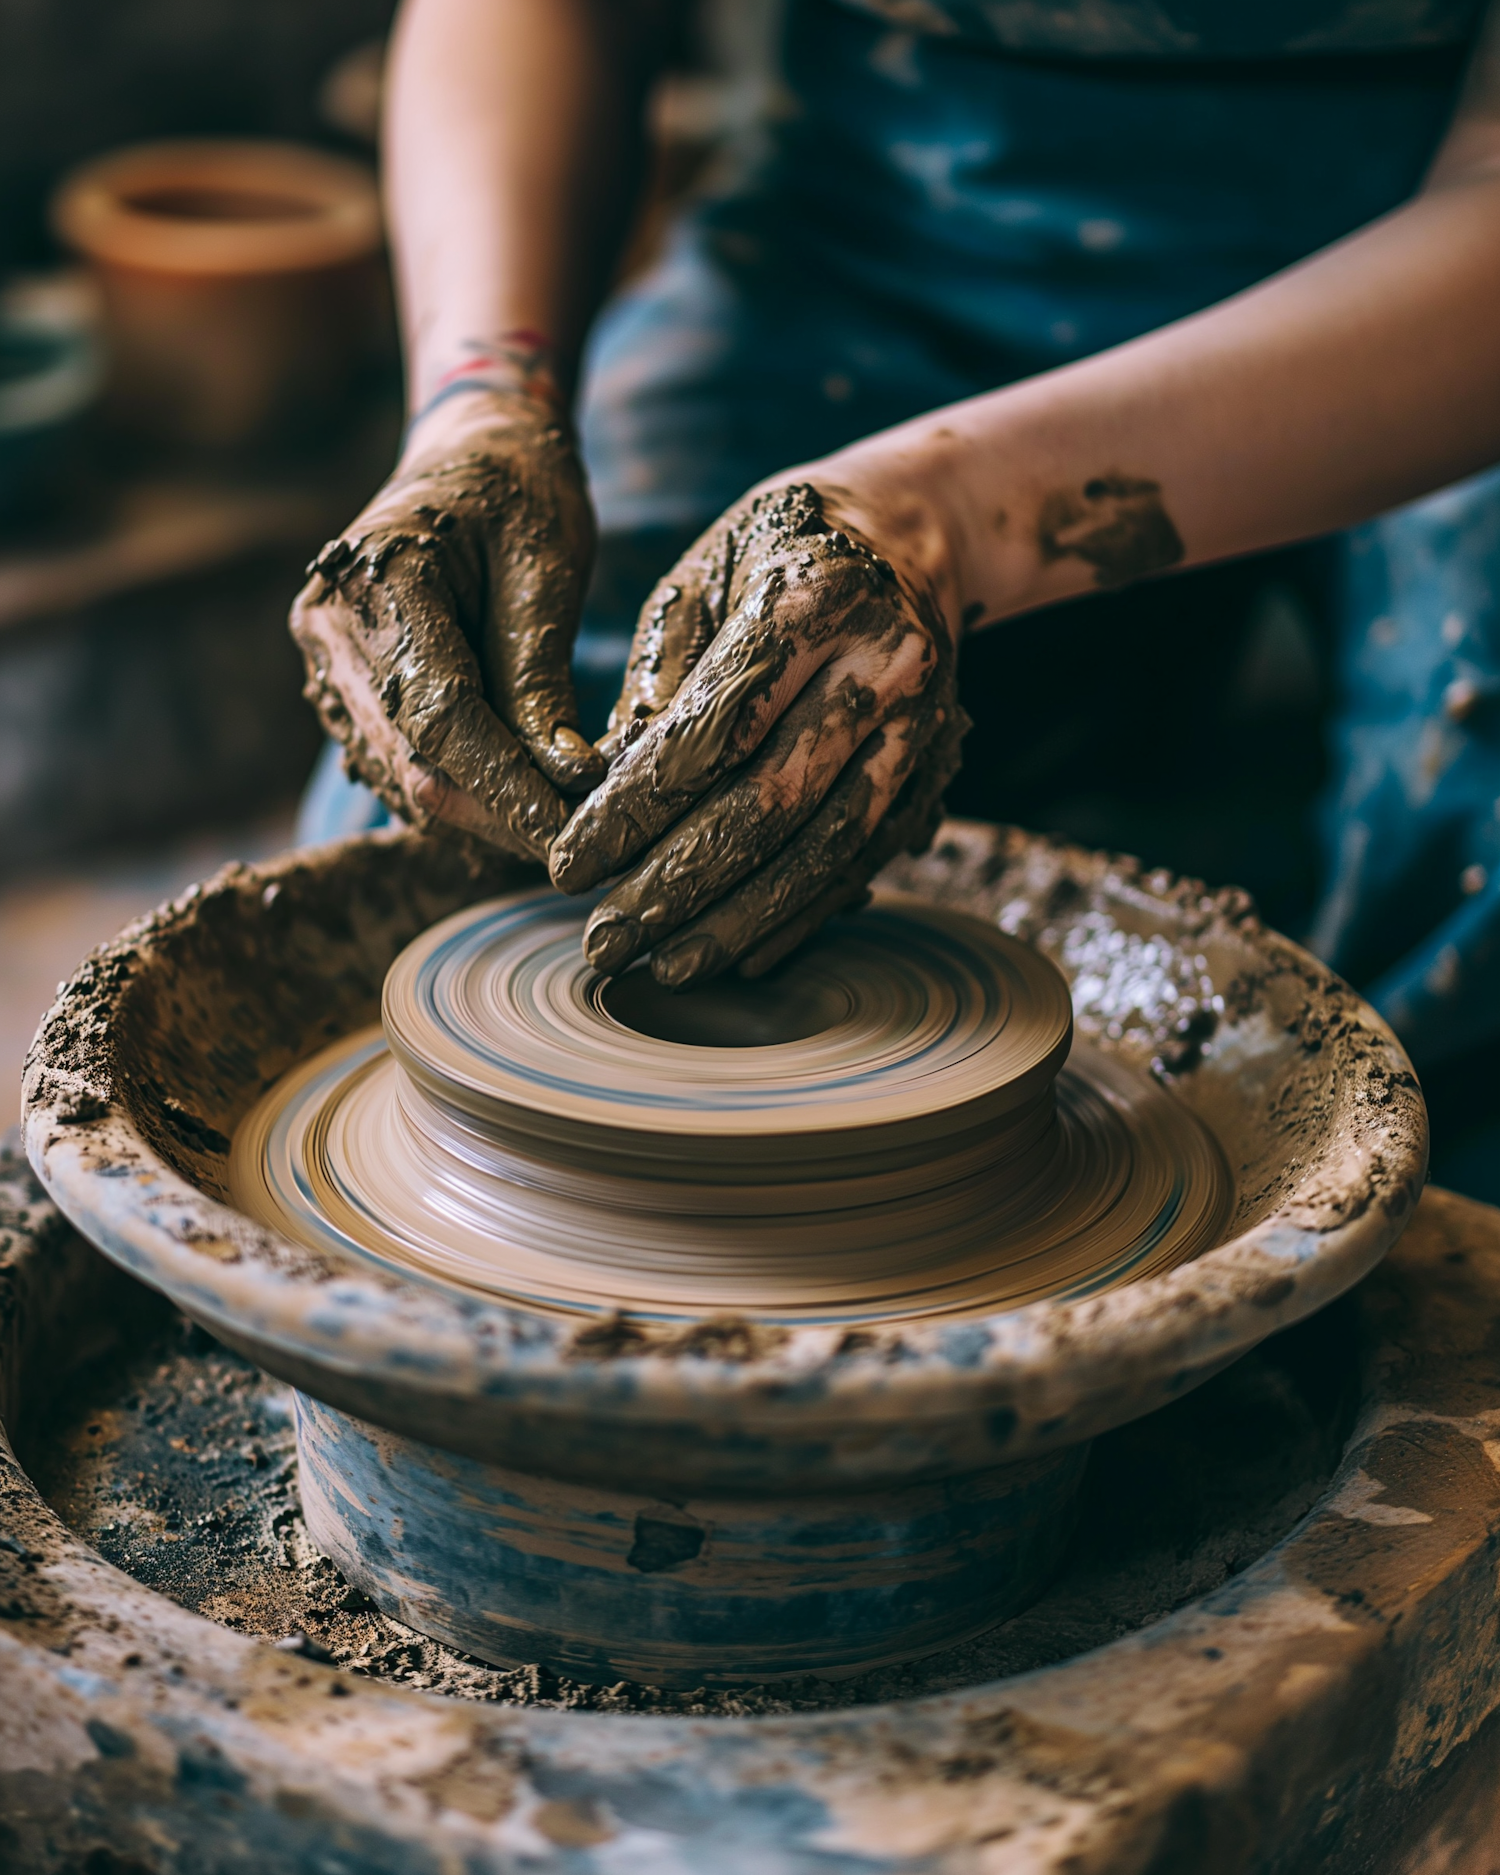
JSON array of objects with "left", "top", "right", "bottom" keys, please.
[
  {"left": 556, "top": 483, "right": 964, "bottom": 985},
  {"left": 292, "top": 389, "right": 603, "bottom": 861},
  {"left": 31, "top": 1300, "right": 1357, "bottom": 1716},
  {"left": 1037, "top": 474, "right": 1184, "bottom": 587}
]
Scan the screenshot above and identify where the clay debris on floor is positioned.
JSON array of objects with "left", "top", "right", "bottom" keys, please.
[{"left": 27, "top": 1297, "right": 1358, "bottom": 1718}]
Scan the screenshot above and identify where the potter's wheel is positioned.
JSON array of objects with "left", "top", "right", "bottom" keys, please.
[
  {"left": 13, "top": 1146, "right": 1500, "bottom": 1874},
  {"left": 229, "top": 887, "right": 1232, "bottom": 1321},
  {"left": 23, "top": 822, "right": 1429, "bottom": 1695}
]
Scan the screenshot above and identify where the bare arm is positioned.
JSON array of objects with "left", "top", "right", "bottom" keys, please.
[
  {"left": 387, "top": 0, "right": 679, "bottom": 409},
  {"left": 825, "top": 0, "right": 1500, "bottom": 637},
  {"left": 291, "top": 0, "right": 680, "bottom": 858},
  {"left": 554, "top": 0, "right": 1500, "bottom": 979}
]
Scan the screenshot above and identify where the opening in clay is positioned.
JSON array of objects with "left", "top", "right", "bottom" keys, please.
[
  {"left": 597, "top": 960, "right": 850, "bottom": 1048},
  {"left": 121, "top": 186, "right": 323, "bottom": 225}
]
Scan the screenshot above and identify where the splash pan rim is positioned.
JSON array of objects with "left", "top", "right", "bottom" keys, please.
[{"left": 20, "top": 821, "right": 1427, "bottom": 1489}]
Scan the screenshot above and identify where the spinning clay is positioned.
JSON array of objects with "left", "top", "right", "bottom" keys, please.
[{"left": 232, "top": 887, "right": 1232, "bottom": 1322}]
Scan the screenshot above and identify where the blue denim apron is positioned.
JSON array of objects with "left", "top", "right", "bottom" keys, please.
[{"left": 304, "top": 0, "right": 1499, "bottom": 1078}]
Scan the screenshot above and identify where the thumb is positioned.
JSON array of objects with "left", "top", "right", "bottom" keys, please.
[{"left": 489, "top": 466, "right": 605, "bottom": 796}]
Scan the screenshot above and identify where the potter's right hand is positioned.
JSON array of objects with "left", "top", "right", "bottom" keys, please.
[{"left": 290, "top": 387, "right": 606, "bottom": 860}]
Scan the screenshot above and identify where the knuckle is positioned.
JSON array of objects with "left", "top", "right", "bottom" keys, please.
[
  {"left": 398, "top": 670, "right": 469, "bottom": 751},
  {"left": 307, "top": 535, "right": 355, "bottom": 581},
  {"left": 288, "top": 577, "right": 320, "bottom": 618}
]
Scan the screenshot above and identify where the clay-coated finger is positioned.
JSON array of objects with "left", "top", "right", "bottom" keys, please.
[
  {"left": 597, "top": 513, "right": 737, "bottom": 763},
  {"left": 737, "top": 707, "right": 969, "bottom": 978},
  {"left": 488, "top": 454, "right": 605, "bottom": 795},
  {"left": 328, "top": 542, "right": 568, "bottom": 861},
  {"left": 292, "top": 576, "right": 564, "bottom": 854},
  {"left": 642, "top": 716, "right": 927, "bottom": 988},
  {"left": 552, "top": 542, "right": 912, "bottom": 893},
  {"left": 553, "top": 626, "right": 803, "bottom": 890},
  {"left": 581, "top": 652, "right": 919, "bottom": 975},
  {"left": 291, "top": 576, "right": 419, "bottom": 830},
  {"left": 406, "top": 687, "right": 569, "bottom": 858}
]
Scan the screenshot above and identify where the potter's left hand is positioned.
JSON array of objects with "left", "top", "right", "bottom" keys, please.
[{"left": 548, "top": 479, "right": 968, "bottom": 986}]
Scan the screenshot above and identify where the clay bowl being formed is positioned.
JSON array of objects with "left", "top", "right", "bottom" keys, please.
[{"left": 21, "top": 821, "right": 1427, "bottom": 1688}]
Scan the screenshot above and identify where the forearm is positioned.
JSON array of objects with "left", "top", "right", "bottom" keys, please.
[
  {"left": 385, "top": 0, "right": 675, "bottom": 410},
  {"left": 825, "top": 157, "right": 1500, "bottom": 635}
]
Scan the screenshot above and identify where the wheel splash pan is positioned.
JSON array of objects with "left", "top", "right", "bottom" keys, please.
[{"left": 20, "top": 819, "right": 1426, "bottom": 1500}]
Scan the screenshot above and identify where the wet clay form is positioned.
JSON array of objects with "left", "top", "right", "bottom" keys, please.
[
  {"left": 230, "top": 888, "right": 1228, "bottom": 1318},
  {"left": 21, "top": 822, "right": 1428, "bottom": 1687}
]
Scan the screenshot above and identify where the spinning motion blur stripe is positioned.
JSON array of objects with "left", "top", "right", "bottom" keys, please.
[{"left": 231, "top": 889, "right": 1232, "bottom": 1322}]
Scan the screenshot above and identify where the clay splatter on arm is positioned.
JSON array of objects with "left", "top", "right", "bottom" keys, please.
[{"left": 1036, "top": 474, "right": 1184, "bottom": 587}]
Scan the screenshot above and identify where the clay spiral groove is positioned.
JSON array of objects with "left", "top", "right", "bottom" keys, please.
[{"left": 231, "top": 889, "right": 1232, "bottom": 1321}]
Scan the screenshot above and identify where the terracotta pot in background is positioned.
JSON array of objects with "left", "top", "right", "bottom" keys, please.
[{"left": 51, "top": 140, "right": 386, "bottom": 451}]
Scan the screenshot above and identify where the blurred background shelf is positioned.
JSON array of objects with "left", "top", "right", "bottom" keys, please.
[{"left": 0, "top": 407, "right": 398, "bottom": 878}]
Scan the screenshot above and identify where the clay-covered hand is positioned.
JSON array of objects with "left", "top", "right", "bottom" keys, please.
[
  {"left": 548, "top": 481, "right": 969, "bottom": 985},
  {"left": 290, "top": 388, "right": 606, "bottom": 860}
]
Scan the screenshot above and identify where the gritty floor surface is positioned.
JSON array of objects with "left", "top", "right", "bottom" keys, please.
[
  {"left": 0, "top": 811, "right": 295, "bottom": 1126},
  {"left": 26, "top": 1292, "right": 1359, "bottom": 1717}
]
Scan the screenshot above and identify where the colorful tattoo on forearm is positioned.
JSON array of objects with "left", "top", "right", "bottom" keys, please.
[{"left": 409, "top": 330, "right": 561, "bottom": 432}]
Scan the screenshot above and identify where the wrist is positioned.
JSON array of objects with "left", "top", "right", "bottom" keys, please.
[
  {"left": 397, "top": 378, "right": 570, "bottom": 477},
  {"left": 407, "top": 329, "right": 565, "bottom": 428},
  {"left": 802, "top": 431, "right": 983, "bottom": 644}
]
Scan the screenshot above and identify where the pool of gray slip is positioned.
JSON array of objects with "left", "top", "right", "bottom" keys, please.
[{"left": 20, "top": 818, "right": 1428, "bottom": 1689}]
